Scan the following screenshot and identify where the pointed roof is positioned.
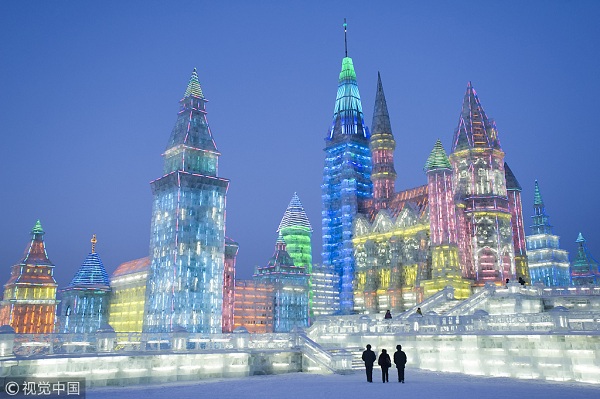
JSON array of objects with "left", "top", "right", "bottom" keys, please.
[
  {"left": 371, "top": 72, "right": 393, "bottom": 136},
  {"left": 165, "top": 69, "right": 217, "bottom": 154},
  {"left": 572, "top": 232, "right": 598, "bottom": 277},
  {"left": 327, "top": 57, "right": 369, "bottom": 142},
  {"left": 267, "top": 235, "right": 295, "bottom": 268},
  {"left": 21, "top": 220, "right": 53, "bottom": 266},
  {"left": 183, "top": 68, "right": 204, "bottom": 99},
  {"left": 504, "top": 162, "right": 522, "bottom": 191},
  {"left": 533, "top": 180, "right": 544, "bottom": 206},
  {"left": 67, "top": 236, "right": 110, "bottom": 288},
  {"left": 452, "top": 82, "right": 501, "bottom": 152},
  {"left": 424, "top": 139, "right": 452, "bottom": 171},
  {"left": 277, "top": 193, "right": 313, "bottom": 232}
]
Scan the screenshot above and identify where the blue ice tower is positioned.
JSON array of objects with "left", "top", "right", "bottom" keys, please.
[
  {"left": 144, "top": 69, "right": 229, "bottom": 333},
  {"left": 59, "top": 235, "right": 111, "bottom": 333},
  {"left": 321, "top": 55, "right": 372, "bottom": 314}
]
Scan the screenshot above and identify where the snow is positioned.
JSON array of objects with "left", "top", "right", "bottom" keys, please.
[{"left": 86, "top": 369, "right": 599, "bottom": 399}]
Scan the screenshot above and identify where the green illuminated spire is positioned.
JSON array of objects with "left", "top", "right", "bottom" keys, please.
[
  {"left": 533, "top": 180, "right": 544, "bottom": 206},
  {"left": 183, "top": 68, "right": 204, "bottom": 99},
  {"left": 425, "top": 139, "right": 452, "bottom": 171},
  {"left": 32, "top": 220, "right": 44, "bottom": 235}
]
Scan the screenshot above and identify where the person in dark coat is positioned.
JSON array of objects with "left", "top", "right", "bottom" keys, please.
[
  {"left": 394, "top": 344, "right": 407, "bottom": 383},
  {"left": 362, "top": 344, "right": 377, "bottom": 382},
  {"left": 384, "top": 310, "right": 392, "bottom": 319},
  {"left": 378, "top": 349, "right": 391, "bottom": 383}
]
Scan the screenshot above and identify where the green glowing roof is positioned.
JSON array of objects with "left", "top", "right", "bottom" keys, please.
[
  {"left": 424, "top": 139, "right": 451, "bottom": 171},
  {"left": 32, "top": 220, "right": 44, "bottom": 235},
  {"left": 184, "top": 68, "right": 204, "bottom": 98}
]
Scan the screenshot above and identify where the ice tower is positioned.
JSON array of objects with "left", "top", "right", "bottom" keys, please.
[
  {"left": 449, "top": 82, "right": 515, "bottom": 285},
  {"left": 0, "top": 221, "right": 58, "bottom": 333},
  {"left": 570, "top": 233, "right": 599, "bottom": 286},
  {"left": 277, "top": 193, "right": 313, "bottom": 320},
  {"left": 59, "top": 235, "right": 111, "bottom": 333},
  {"left": 422, "top": 140, "right": 471, "bottom": 298},
  {"left": 144, "top": 69, "right": 229, "bottom": 333},
  {"left": 525, "top": 181, "right": 570, "bottom": 286},
  {"left": 505, "top": 163, "right": 530, "bottom": 282},
  {"left": 254, "top": 234, "right": 309, "bottom": 332},
  {"left": 370, "top": 72, "right": 396, "bottom": 206},
  {"left": 321, "top": 21, "right": 372, "bottom": 313}
]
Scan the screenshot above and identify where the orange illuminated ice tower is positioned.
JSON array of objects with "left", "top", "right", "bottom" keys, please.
[{"left": 0, "top": 221, "right": 58, "bottom": 333}]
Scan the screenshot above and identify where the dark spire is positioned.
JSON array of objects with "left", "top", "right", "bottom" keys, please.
[
  {"left": 504, "top": 162, "right": 522, "bottom": 191},
  {"left": 371, "top": 72, "right": 393, "bottom": 136},
  {"left": 343, "top": 18, "right": 348, "bottom": 57}
]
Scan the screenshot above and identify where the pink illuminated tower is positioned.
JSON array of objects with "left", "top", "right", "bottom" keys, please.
[
  {"left": 504, "top": 162, "right": 530, "bottom": 283},
  {"left": 422, "top": 140, "right": 471, "bottom": 298},
  {"left": 370, "top": 72, "right": 396, "bottom": 208},
  {"left": 449, "top": 83, "right": 516, "bottom": 286}
]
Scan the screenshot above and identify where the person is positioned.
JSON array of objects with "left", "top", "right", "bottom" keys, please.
[
  {"left": 416, "top": 307, "right": 422, "bottom": 315},
  {"left": 394, "top": 344, "right": 407, "bottom": 383},
  {"left": 362, "top": 344, "right": 377, "bottom": 382},
  {"left": 505, "top": 278, "right": 510, "bottom": 288},
  {"left": 384, "top": 310, "right": 392, "bottom": 319},
  {"left": 518, "top": 276, "right": 526, "bottom": 286},
  {"left": 378, "top": 349, "right": 391, "bottom": 383}
]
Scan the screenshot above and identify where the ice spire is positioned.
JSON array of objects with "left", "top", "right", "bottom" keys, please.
[
  {"left": 183, "top": 68, "right": 204, "bottom": 99},
  {"left": 68, "top": 235, "right": 110, "bottom": 288},
  {"left": 22, "top": 220, "right": 52, "bottom": 266},
  {"left": 452, "top": 82, "right": 501, "bottom": 152},
  {"left": 277, "top": 193, "right": 313, "bottom": 232},
  {"left": 504, "top": 162, "right": 522, "bottom": 191},
  {"left": 327, "top": 20, "right": 368, "bottom": 141},
  {"left": 533, "top": 180, "right": 544, "bottom": 206}
]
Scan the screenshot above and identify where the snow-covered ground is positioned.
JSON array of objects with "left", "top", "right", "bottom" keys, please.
[{"left": 87, "top": 369, "right": 598, "bottom": 399}]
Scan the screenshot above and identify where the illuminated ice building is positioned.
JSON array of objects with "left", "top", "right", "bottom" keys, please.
[
  {"left": 253, "top": 234, "right": 309, "bottom": 332},
  {"left": 59, "top": 235, "right": 111, "bottom": 333},
  {"left": 322, "top": 29, "right": 530, "bottom": 314},
  {"left": 0, "top": 221, "right": 58, "bottom": 333},
  {"left": 570, "top": 233, "right": 599, "bottom": 286},
  {"left": 525, "top": 181, "right": 571, "bottom": 286},
  {"left": 143, "top": 69, "right": 229, "bottom": 333}
]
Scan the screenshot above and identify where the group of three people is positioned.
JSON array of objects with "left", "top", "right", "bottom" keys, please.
[{"left": 361, "top": 344, "right": 407, "bottom": 383}]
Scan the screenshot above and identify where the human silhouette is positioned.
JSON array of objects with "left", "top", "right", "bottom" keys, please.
[
  {"left": 384, "top": 310, "right": 392, "bottom": 319},
  {"left": 416, "top": 307, "right": 422, "bottom": 315},
  {"left": 378, "top": 349, "right": 391, "bottom": 383},
  {"left": 362, "top": 344, "right": 376, "bottom": 382},
  {"left": 394, "top": 344, "right": 407, "bottom": 383}
]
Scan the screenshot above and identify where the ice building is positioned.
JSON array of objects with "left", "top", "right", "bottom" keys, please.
[
  {"left": 108, "top": 257, "right": 150, "bottom": 333},
  {"left": 0, "top": 221, "right": 58, "bottom": 333},
  {"left": 222, "top": 237, "right": 238, "bottom": 333},
  {"left": 277, "top": 193, "right": 313, "bottom": 320},
  {"left": 233, "top": 279, "right": 274, "bottom": 333},
  {"left": 321, "top": 22, "right": 372, "bottom": 314},
  {"left": 525, "top": 181, "right": 570, "bottom": 286},
  {"left": 254, "top": 235, "right": 309, "bottom": 332},
  {"left": 59, "top": 235, "right": 111, "bottom": 333},
  {"left": 310, "top": 263, "right": 339, "bottom": 318},
  {"left": 334, "top": 75, "right": 530, "bottom": 312},
  {"left": 144, "top": 69, "right": 229, "bottom": 333},
  {"left": 570, "top": 233, "right": 599, "bottom": 286}
]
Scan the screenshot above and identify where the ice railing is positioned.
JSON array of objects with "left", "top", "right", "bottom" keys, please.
[
  {"left": 293, "top": 329, "right": 353, "bottom": 374},
  {"left": 396, "top": 286, "right": 455, "bottom": 320},
  {"left": 307, "top": 309, "right": 600, "bottom": 336},
  {"left": 4, "top": 330, "right": 296, "bottom": 357}
]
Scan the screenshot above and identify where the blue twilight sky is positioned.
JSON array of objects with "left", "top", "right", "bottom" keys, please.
[{"left": 0, "top": 1, "right": 599, "bottom": 286}]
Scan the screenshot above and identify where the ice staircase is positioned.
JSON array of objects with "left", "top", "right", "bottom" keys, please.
[{"left": 396, "top": 286, "right": 456, "bottom": 320}]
